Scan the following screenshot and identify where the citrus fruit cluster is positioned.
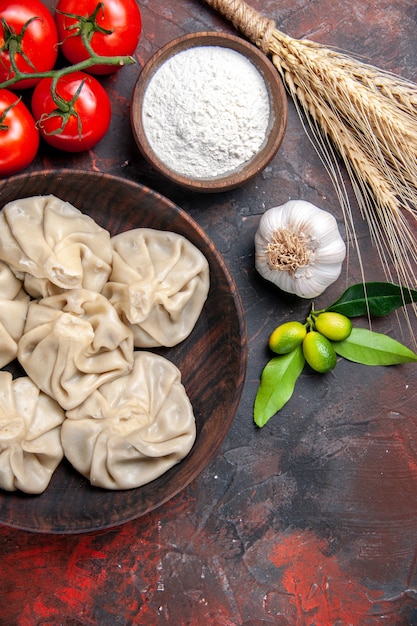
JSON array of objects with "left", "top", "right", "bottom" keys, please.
[
  {"left": 254, "top": 281, "right": 417, "bottom": 428},
  {"left": 269, "top": 312, "right": 353, "bottom": 373}
]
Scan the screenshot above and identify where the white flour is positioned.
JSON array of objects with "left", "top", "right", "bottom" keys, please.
[{"left": 141, "top": 45, "right": 270, "bottom": 179}]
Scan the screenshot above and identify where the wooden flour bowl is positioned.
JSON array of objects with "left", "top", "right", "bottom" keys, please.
[{"left": 131, "top": 32, "right": 288, "bottom": 192}]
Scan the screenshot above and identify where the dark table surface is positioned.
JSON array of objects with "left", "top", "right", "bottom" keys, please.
[{"left": 2, "top": 1, "right": 417, "bottom": 624}]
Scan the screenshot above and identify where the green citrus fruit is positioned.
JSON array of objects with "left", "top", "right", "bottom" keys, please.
[
  {"left": 269, "top": 321, "right": 307, "bottom": 354},
  {"left": 302, "top": 331, "right": 337, "bottom": 373},
  {"left": 315, "top": 312, "right": 352, "bottom": 341}
]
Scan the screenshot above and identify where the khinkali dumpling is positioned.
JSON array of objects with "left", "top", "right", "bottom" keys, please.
[
  {"left": 0, "top": 194, "right": 112, "bottom": 298},
  {"left": 0, "top": 372, "right": 65, "bottom": 494},
  {"left": 102, "top": 228, "right": 209, "bottom": 347},
  {"left": 0, "top": 261, "right": 30, "bottom": 368},
  {"left": 62, "top": 351, "right": 196, "bottom": 489},
  {"left": 17, "top": 289, "right": 134, "bottom": 410}
]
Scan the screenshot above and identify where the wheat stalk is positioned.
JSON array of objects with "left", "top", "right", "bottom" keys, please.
[{"left": 202, "top": 0, "right": 417, "bottom": 305}]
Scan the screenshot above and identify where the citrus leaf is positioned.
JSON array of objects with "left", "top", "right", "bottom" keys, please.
[
  {"left": 326, "top": 282, "right": 417, "bottom": 317},
  {"left": 333, "top": 327, "right": 417, "bottom": 365},
  {"left": 254, "top": 346, "right": 305, "bottom": 427}
]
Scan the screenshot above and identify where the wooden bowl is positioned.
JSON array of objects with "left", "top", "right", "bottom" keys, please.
[
  {"left": 0, "top": 170, "right": 247, "bottom": 533},
  {"left": 131, "top": 32, "right": 288, "bottom": 192}
]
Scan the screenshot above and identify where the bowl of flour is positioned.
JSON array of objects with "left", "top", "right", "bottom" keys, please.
[{"left": 131, "top": 32, "right": 288, "bottom": 192}]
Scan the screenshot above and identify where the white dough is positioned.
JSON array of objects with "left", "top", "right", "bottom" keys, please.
[
  {"left": 102, "top": 228, "right": 210, "bottom": 347},
  {"left": 0, "top": 195, "right": 113, "bottom": 298},
  {"left": 63, "top": 351, "right": 196, "bottom": 490},
  {"left": 0, "top": 373, "right": 65, "bottom": 494},
  {"left": 17, "top": 289, "right": 134, "bottom": 410},
  {"left": 0, "top": 261, "right": 29, "bottom": 368}
]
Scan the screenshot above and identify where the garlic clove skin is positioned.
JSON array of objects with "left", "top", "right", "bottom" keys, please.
[{"left": 254, "top": 200, "right": 346, "bottom": 299}]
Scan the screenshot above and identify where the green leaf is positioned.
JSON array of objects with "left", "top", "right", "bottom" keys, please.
[
  {"left": 333, "top": 327, "right": 417, "bottom": 365},
  {"left": 254, "top": 346, "right": 305, "bottom": 427},
  {"left": 326, "top": 282, "right": 417, "bottom": 317}
]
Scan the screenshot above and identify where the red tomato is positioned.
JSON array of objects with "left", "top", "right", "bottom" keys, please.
[
  {"left": 55, "top": 0, "right": 142, "bottom": 75},
  {"left": 31, "top": 71, "right": 111, "bottom": 152},
  {"left": 0, "top": 0, "right": 59, "bottom": 89},
  {"left": 0, "top": 89, "right": 39, "bottom": 176}
]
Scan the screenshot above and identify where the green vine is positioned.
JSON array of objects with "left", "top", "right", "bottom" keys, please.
[{"left": 0, "top": 4, "right": 135, "bottom": 95}]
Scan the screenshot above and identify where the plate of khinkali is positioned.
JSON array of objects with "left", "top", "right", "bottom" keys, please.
[{"left": 0, "top": 170, "right": 247, "bottom": 533}]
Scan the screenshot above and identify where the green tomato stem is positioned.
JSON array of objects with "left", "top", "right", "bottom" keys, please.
[
  {"left": 0, "top": 53, "right": 135, "bottom": 90},
  {"left": 0, "top": 10, "right": 136, "bottom": 91},
  {"left": 56, "top": 2, "right": 113, "bottom": 42},
  {"left": 0, "top": 95, "right": 21, "bottom": 129}
]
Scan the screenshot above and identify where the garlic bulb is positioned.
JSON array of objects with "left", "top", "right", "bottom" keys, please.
[{"left": 254, "top": 200, "right": 346, "bottom": 298}]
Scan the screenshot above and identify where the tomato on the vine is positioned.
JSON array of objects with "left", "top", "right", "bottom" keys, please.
[
  {"left": 0, "top": 0, "right": 59, "bottom": 89},
  {"left": 31, "top": 70, "right": 111, "bottom": 152},
  {"left": 55, "top": 0, "right": 142, "bottom": 75},
  {"left": 0, "top": 89, "right": 39, "bottom": 176}
]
